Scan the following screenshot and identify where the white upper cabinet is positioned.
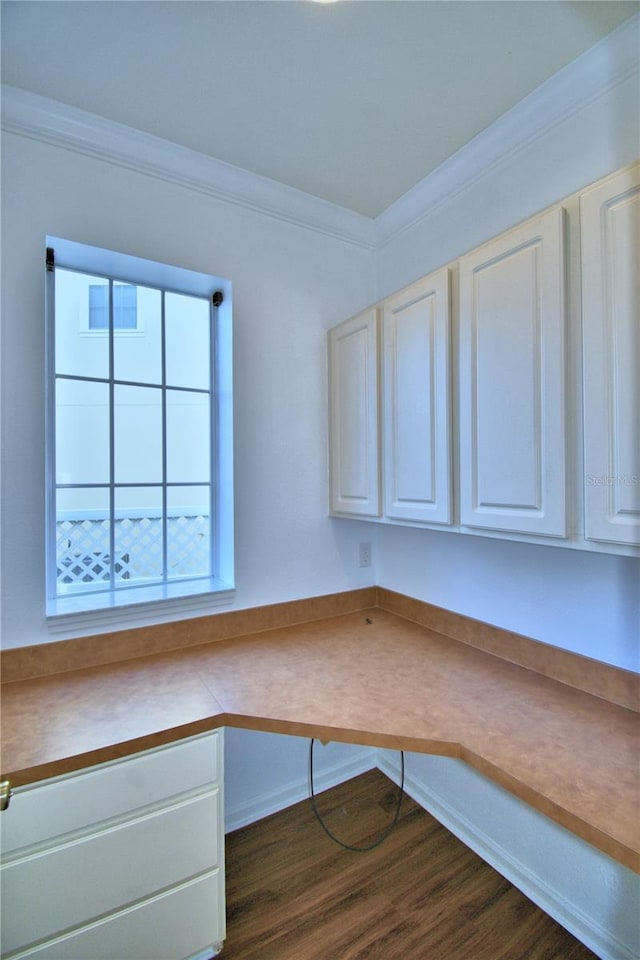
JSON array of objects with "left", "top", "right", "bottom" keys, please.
[
  {"left": 581, "top": 163, "right": 640, "bottom": 547},
  {"left": 328, "top": 307, "right": 381, "bottom": 517},
  {"left": 327, "top": 162, "right": 637, "bottom": 555},
  {"left": 458, "top": 207, "right": 567, "bottom": 537},
  {"left": 382, "top": 268, "right": 452, "bottom": 524}
]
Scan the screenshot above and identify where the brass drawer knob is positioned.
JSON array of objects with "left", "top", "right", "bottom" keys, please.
[{"left": 0, "top": 780, "right": 13, "bottom": 812}]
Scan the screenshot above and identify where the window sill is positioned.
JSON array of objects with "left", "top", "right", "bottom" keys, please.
[{"left": 46, "top": 578, "right": 235, "bottom": 636}]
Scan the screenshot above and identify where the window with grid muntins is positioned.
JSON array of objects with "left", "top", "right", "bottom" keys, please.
[{"left": 45, "top": 238, "right": 234, "bottom": 618}]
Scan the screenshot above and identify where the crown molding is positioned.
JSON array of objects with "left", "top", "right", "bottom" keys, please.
[
  {"left": 374, "top": 13, "right": 640, "bottom": 247},
  {"left": 0, "top": 85, "right": 376, "bottom": 251},
  {"left": 2, "top": 13, "right": 638, "bottom": 255}
]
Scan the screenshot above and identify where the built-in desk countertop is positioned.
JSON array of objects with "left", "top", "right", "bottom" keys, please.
[{"left": 1, "top": 589, "right": 638, "bottom": 873}]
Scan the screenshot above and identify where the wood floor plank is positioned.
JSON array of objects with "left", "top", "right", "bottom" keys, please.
[{"left": 222, "top": 770, "right": 597, "bottom": 960}]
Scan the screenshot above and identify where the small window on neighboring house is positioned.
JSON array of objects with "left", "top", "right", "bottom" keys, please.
[
  {"left": 88, "top": 283, "right": 138, "bottom": 330},
  {"left": 45, "top": 237, "right": 234, "bottom": 620}
]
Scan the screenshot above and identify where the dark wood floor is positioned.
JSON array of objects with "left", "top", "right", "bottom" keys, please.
[{"left": 221, "top": 769, "right": 596, "bottom": 960}]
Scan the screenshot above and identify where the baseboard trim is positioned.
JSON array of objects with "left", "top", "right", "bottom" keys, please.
[
  {"left": 224, "top": 750, "right": 375, "bottom": 835},
  {"left": 376, "top": 752, "right": 636, "bottom": 960}
]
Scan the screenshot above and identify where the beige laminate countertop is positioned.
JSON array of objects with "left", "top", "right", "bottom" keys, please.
[{"left": 1, "top": 605, "right": 638, "bottom": 873}]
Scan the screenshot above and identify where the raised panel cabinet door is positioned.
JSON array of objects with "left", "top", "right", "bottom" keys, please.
[
  {"left": 382, "top": 268, "right": 452, "bottom": 524},
  {"left": 581, "top": 163, "right": 640, "bottom": 547},
  {"left": 328, "top": 308, "right": 381, "bottom": 517},
  {"left": 458, "top": 207, "right": 567, "bottom": 536}
]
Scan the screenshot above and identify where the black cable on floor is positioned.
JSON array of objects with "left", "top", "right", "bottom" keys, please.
[{"left": 308, "top": 739, "right": 405, "bottom": 852}]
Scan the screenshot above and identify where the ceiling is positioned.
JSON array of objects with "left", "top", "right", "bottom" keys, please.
[{"left": 1, "top": 1, "right": 638, "bottom": 217}]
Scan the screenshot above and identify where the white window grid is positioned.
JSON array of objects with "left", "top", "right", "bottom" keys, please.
[{"left": 46, "top": 266, "right": 218, "bottom": 602}]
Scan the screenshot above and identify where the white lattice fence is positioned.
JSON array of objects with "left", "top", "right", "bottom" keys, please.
[{"left": 56, "top": 516, "right": 210, "bottom": 586}]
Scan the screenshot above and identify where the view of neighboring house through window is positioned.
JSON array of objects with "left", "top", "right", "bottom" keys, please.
[
  {"left": 45, "top": 238, "right": 234, "bottom": 616},
  {"left": 88, "top": 282, "right": 138, "bottom": 330}
]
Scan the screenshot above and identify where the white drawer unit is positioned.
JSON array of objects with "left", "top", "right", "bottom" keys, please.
[{"left": 0, "top": 730, "right": 225, "bottom": 960}]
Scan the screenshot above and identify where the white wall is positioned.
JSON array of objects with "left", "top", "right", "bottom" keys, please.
[
  {"left": 377, "top": 527, "right": 639, "bottom": 671},
  {"left": 224, "top": 728, "right": 375, "bottom": 834},
  {"left": 0, "top": 131, "right": 376, "bottom": 648}
]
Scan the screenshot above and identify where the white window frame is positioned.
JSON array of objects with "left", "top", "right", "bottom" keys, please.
[{"left": 45, "top": 236, "right": 234, "bottom": 625}]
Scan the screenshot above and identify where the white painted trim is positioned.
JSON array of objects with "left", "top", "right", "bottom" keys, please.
[
  {"left": 224, "top": 749, "right": 375, "bottom": 835},
  {"left": 0, "top": 86, "right": 375, "bottom": 251},
  {"left": 375, "top": 14, "right": 640, "bottom": 247},
  {"left": 44, "top": 584, "right": 235, "bottom": 638},
  {"left": 2, "top": 15, "right": 638, "bottom": 254},
  {"left": 376, "top": 752, "right": 638, "bottom": 960}
]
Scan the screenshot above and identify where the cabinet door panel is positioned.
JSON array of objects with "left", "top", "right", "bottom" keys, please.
[
  {"left": 328, "top": 308, "right": 380, "bottom": 516},
  {"left": 459, "top": 207, "right": 567, "bottom": 536},
  {"left": 581, "top": 164, "right": 640, "bottom": 546},
  {"left": 383, "top": 269, "right": 451, "bottom": 523}
]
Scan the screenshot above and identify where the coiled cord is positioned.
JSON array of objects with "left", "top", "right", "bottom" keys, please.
[{"left": 308, "top": 739, "right": 405, "bottom": 852}]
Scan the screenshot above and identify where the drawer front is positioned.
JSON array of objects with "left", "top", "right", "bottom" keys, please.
[
  {"left": 9, "top": 870, "right": 225, "bottom": 959},
  {"left": 1, "top": 731, "right": 220, "bottom": 856},
  {"left": 1, "top": 790, "right": 221, "bottom": 955}
]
